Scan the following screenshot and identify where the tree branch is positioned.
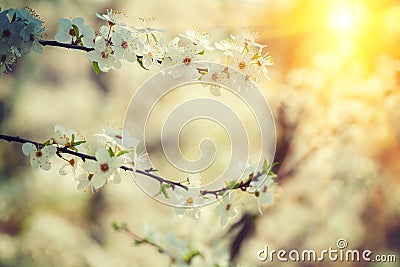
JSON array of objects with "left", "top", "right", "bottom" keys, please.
[
  {"left": 0, "top": 133, "right": 187, "bottom": 190},
  {"left": 200, "top": 171, "right": 266, "bottom": 198},
  {"left": 0, "top": 133, "right": 271, "bottom": 196},
  {"left": 39, "top": 40, "right": 94, "bottom": 52}
]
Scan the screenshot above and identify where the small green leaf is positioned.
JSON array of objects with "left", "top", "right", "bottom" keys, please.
[
  {"left": 71, "top": 134, "right": 75, "bottom": 144},
  {"left": 111, "top": 221, "right": 121, "bottom": 231},
  {"left": 42, "top": 140, "right": 51, "bottom": 146},
  {"left": 9, "top": 9, "right": 17, "bottom": 22},
  {"left": 150, "top": 33, "right": 158, "bottom": 43},
  {"left": 225, "top": 180, "right": 238, "bottom": 190},
  {"left": 72, "top": 140, "right": 86, "bottom": 147},
  {"left": 107, "top": 147, "right": 115, "bottom": 157},
  {"left": 72, "top": 24, "right": 80, "bottom": 39},
  {"left": 134, "top": 240, "right": 144, "bottom": 246},
  {"left": 198, "top": 50, "right": 205, "bottom": 55},
  {"left": 116, "top": 150, "right": 129, "bottom": 157},
  {"left": 161, "top": 184, "right": 171, "bottom": 199},
  {"left": 184, "top": 250, "right": 201, "bottom": 263},
  {"left": 137, "top": 58, "right": 149, "bottom": 70},
  {"left": 197, "top": 67, "right": 208, "bottom": 75},
  {"left": 92, "top": 61, "right": 100, "bottom": 75}
]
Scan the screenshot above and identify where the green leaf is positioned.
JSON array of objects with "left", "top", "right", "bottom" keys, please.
[
  {"left": 262, "top": 160, "right": 279, "bottom": 174},
  {"left": 72, "top": 24, "right": 80, "bottom": 39},
  {"left": 198, "top": 50, "right": 205, "bottom": 55},
  {"left": 134, "top": 240, "right": 144, "bottom": 246},
  {"left": 184, "top": 250, "right": 201, "bottom": 263},
  {"left": 111, "top": 221, "right": 121, "bottom": 231},
  {"left": 11, "top": 10, "right": 17, "bottom": 22},
  {"left": 262, "top": 159, "right": 271, "bottom": 174},
  {"left": 107, "top": 147, "right": 115, "bottom": 157},
  {"left": 116, "top": 150, "right": 129, "bottom": 157},
  {"left": 72, "top": 140, "right": 86, "bottom": 147},
  {"left": 42, "top": 140, "right": 51, "bottom": 146},
  {"left": 197, "top": 67, "right": 208, "bottom": 75},
  {"left": 225, "top": 180, "right": 238, "bottom": 190},
  {"left": 92, "top": 61, "right": 100, "bottom": 75},
  {"left": 161, "top": 184, "right": 171, "bottom": 199},
  {"left": 137, "top": 58, "right": 149, "bottom": 70},
  {"left": 71, "top": 134, "right": 75, "bottom": 144},
  {"left": 150, "top": 33, "right": 158, "bottom": 43}
]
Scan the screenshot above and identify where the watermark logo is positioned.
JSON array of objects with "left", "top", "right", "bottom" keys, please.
[
  {"left": 257, "top": 238, "right": 397, "bottom": 263},
  {"left": 123, "top": 62, "right": 276, "bottom": 207}
]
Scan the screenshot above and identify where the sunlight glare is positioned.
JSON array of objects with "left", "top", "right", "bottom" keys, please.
[{"left": 326, "top": 2, "right": 367, "bottom": 35}]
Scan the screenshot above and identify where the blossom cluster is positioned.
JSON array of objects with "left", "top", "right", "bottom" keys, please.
[
  {"left": 21, "top": 124, "right": 147, "bottom": 193},
  {"left": 0, "top": 7, "right": 45, "bottom": 77},
  {"left": 17, "top": 124, "right": 276, "bottom": 227},
  {"left": 0, "top": 7, "right": 273, "bottom": 84},
  {"left": 2, "top": 5, "right": 276, "bottom": 232}
]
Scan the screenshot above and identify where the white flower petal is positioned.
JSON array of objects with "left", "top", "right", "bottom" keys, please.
[
  {"left": 90, "top": 174, "right": 107, "bottom": 189},
  {"left": 59, "top": 163, "right": 71, "bottom": 175},
  {"left": 95, "top": 147, "right": 110, "bottom": 163},
  {"left": 71, "top": 17, "right": 84, "bottom": 27},
  {"left": 42, "top": 145, "right": 56, "bottom": 157},
  {"left": 29, "top": 157, "right": 38, "bottom": 168},
  {"left": 220, "top": 213, "right": 228, "bottom": 227},
  {"left": 77, "top": 179, "right": 89, "bottom": 190},
  {"left": 40, "top": 161, "right": 51, "bottom": 171},
  {"left": 111, "top": 172, "right": 121, "bottom": 184},
  {"left": 58, "top": 18, "right": 72, "bottom": 30},
  {"left": 83, "top": 160, "right": 99, "bottom": 173},
  {"left": 22, "top": 143, "right": 36, "bottom": 156}
]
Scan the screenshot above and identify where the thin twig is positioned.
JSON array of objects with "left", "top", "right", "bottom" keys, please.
[
  {"left": 39, "top": 40, "right": 94, "bottom": 52},
  {"left": 200, "top": 171, "right": 265, "bottom": 198}
]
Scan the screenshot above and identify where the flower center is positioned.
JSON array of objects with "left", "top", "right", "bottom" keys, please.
[
  {"left": 186, "top": 197, "right": 194, "bottom": 204},
  {"left": 35, "top": 151, "right": 42, "bottom": 157},
  {"left": 238, "top": 61, "right": 246, "bottom": 69},
  {"left": 2, "top": 29, "right": 11, "bottom": 38},
  {"left": 262, "top": 186, "right": 268, "bottom": 193},
  {"left": 183, "top": 57, "right": 191, "bottom": 65},
  {"left": 100, "top": 163, "right": 109, "bottom": 172},
  {"left": 211, "top": 73, "right": 219, "bottom": 81},
  {"left": 101, "top": 51, "right": 109, "bottom": 59},
  {"left": 226, "top": 204, "right": 231, "bottom": 211},
  {"left": 69, "top": 28, "right": 76, "bottom": 37},
  {"left": 88, "top": 173, "right": 93, "bottom": 181},
  {"left": 121, "top": 41, "right": 128, "bottom": 49}
]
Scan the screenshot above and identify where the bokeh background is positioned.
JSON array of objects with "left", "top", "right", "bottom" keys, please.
[{"left": 1, "top": 0, "right": 400, "bottom": 266}]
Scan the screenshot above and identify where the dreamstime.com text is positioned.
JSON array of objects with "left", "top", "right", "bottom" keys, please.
[{"left": 257, "top": 238, "right": 397, "bottom": 263}]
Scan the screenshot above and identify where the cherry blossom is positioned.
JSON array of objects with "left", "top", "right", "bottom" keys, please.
[
  {"left": 22, "top": 143, "right": 56, "bottom": 171},
  {"left": 87, "top": 36, "right": 121, "bottom": 71},
  {"left": 82, "top": 147, "right": 124, "bottom": 189},
  {"left": 180, "top": 27, "right": 214, "bottom": 51},
  {"left": 215, "top": 191, "right": 238, "bottom": 227}
]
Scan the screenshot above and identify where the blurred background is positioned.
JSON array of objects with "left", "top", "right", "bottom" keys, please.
[{"left": 1, "top": 0, "right": 400, "bottom": 266}]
